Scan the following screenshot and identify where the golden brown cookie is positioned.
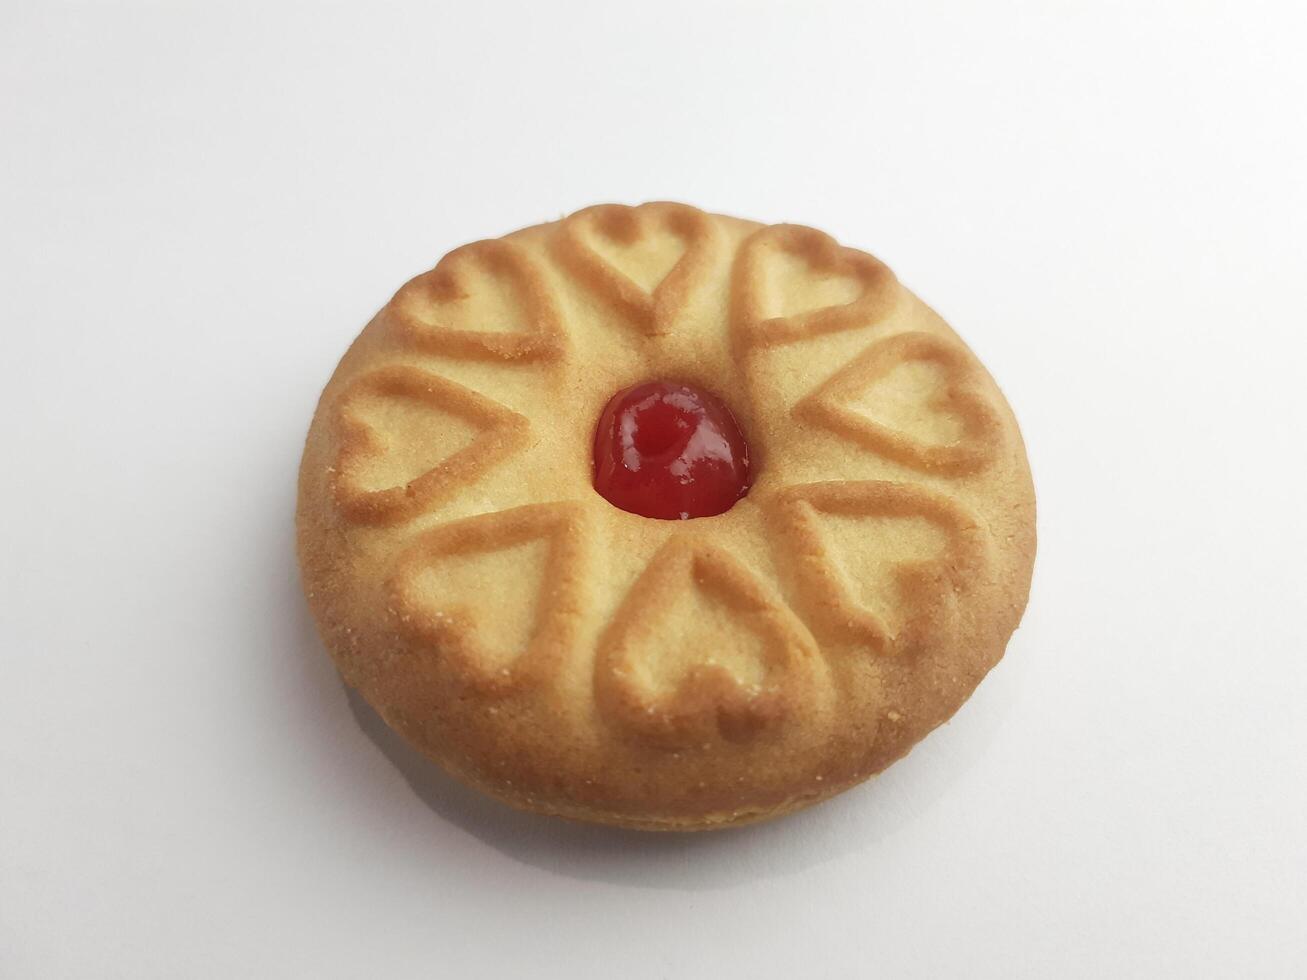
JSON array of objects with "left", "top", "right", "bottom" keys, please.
[{"left": 297, "top": 202, "right": 1036, "bottom": 830}]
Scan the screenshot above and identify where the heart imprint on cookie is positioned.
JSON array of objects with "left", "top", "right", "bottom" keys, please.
[
  {"left": 765, "top": 481, "right": 988, "bottom": 655},
  {"left": 391, "top": 238, "right": 565, "bottom": 361},
  {"left": 330, "top": 365, "right": 529, "bottom": 525},
  {"left": 731, "top": 223, "right": 899, "bottom": 349},
  {"left": 594, "top": 535, "right": 822, "bottom": 748},
  {"left": 386, "top": 502, "right": 590, "bottom": 694},
  {"left": 795, "top": 331, "right": 1003, "bottom": 474},
  {"left": 554, "top": 202, "right": 721, "bottom": 336}
]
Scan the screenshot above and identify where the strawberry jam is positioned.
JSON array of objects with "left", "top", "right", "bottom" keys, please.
[{"left": 593, "top": 381, "right": 752, "bottom": 520}]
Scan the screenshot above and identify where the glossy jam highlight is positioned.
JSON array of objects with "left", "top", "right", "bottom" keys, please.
[{"left": 593, "top": 381, "right": 752, "bottom": 520}]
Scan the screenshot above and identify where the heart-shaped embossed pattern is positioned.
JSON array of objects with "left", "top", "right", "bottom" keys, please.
[
  {"left": 731, "top": 224, "right": 899, "bottom": 349},
  {"left": 331, "top": 365, "right": 528, "bottom": 525},
  {"left": 766, "top": 481, "right": 987, "bottom": 655},
  {"left": 595, "top": 534, "right": 819, "bottom": 747},
  {"left": 392, "top": 239, "right": 564, "bottom": 361},
  {"left": 554, "top": 202, "right": 720, "bottom": 336},
  {"left": 387, "top": 502, "right": 589, "bottom": 694},
  {"left": 796, "top": 331, "right": 1002, "bottom": 474}
]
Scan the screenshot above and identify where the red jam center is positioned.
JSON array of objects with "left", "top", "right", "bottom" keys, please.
[{"left": 593, "top": 380, "right": 752, "bottom": 520}]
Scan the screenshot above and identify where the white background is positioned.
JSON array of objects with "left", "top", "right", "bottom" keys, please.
[{"left": 3, "top": 1, "right": 1305, "bottom": 976}]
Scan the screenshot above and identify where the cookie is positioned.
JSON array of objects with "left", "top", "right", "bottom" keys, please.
[{"left": 297, "top": 202, "right": 1036, "bottom": 830}]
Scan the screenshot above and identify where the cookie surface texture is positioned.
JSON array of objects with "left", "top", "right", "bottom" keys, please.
[{"left": 297, "top": 203, "right": 1036, "bottom": 830}]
